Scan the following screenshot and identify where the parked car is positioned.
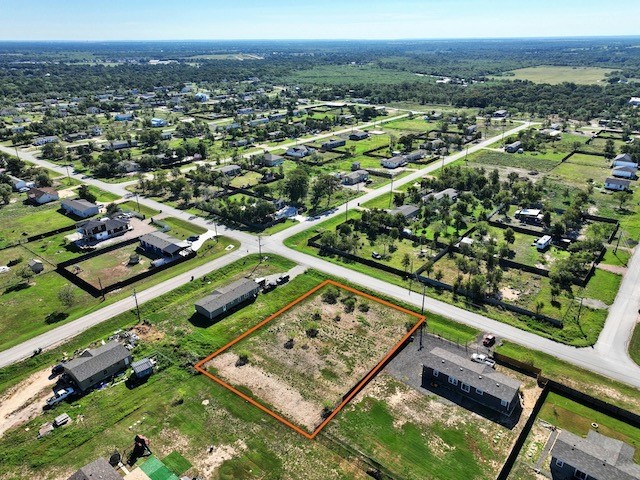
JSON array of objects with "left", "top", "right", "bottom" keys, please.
[
  {"left": 482, "top": 334, "right": 496, "bottom": 347},
  {"left": 187, "top": 235, "right": 199, "bottom": 242},
  {"left": 51, "top": 364, "right": 64, "bottom": 376},
  {"left": 371, "top": 252, "right": 382, "bottom": 259},
  {"left": 471, "top": 353, "right": 496, "bottom": 368},
  {"left": 46, "top": 387, "right": 75, "bottom": 407},
  {"left": 276, "top": 274, "right": 290, "bottom": 284},
  {"left": 263, "top": 282, "right": 277, "bottom": 292}
]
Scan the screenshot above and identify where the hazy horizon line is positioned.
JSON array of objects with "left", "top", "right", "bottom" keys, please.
[{"left": 1, "top": 35, "right": 640, "bottom": 44}]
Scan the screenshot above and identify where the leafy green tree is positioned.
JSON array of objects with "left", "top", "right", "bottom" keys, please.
[
  {"left": 503, "top": 227, "right": 515, "bottom": 245},
  {"left": 0, "top": 183, "right": 11, "bottom": 205},
  {"left": 77, "top": 184, "right": 97, "bottom": 203}
]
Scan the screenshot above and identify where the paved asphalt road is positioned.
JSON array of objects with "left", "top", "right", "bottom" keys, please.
[{"left": 2, "top": 121, "right": 640, "bottom": 391}]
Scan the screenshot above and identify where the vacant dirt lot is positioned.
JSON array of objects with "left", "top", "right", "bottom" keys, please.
[{"left": 207, "top": 284, "right": 419, "bottom": 432}]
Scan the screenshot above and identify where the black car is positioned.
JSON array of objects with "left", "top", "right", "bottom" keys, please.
[
  {"left": 51, "top": 364, "right": 64, "bottom": 376},
  {"left": 276, "top": 274, "right": 290, "bottom": 284}
]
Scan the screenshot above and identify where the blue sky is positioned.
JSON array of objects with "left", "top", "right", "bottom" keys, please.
[{"left": 1, "top": 0, "right": 639, "bottom": 41}]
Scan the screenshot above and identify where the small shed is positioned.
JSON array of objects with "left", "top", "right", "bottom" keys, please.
[
  {"left": 28, "top": 259, "right": 44, "bottom": 274},
  {"left": 131, "top": 358, "right": 154, "bottom": 379},
  {"left": 54, "top": 413, "right": 71, "bottom": 427}
]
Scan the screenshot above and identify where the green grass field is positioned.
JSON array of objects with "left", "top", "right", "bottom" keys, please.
[
  {"left": 0, "top": 236, "right": 239, "bottom": 353},
  {"left": 0, "top": 200, "right": 75, "bottom": 249},
  {"left": 160, "top": 217, "right": 207, "bottom": 239},
  {"left": 118, "top": 200, "right": 160, "bottom": 217},
  {"left": 495, "top": 66, "right": 614, "bottom": 85},
  {"left": 285, "top": 64, "right": 437, "bottom": 85}
]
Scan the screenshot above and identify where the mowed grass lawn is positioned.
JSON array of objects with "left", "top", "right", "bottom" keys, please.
[
  {"left": 118, "top": 200, "right": 160, "bottom": 217},
  {"left": 74, "top": 243, "right": 148, "bottom": 288},
  {"left": 495, "top": 66, "right": 614, "bottom": 85},
  {"left": 0, "top": 236, "right": 239, "bottom": 353},
  {"left": 161, "top": 217, "right": 207, "bottom": 240},
  {"left": 0, "top": 257, "right": 513, "bottom": 480},
  {"left": 469, "top": 149, "right": 562, "bottom": 171},
  {"left": 0, "top": 199, "right": 75, "bottom": 249}
]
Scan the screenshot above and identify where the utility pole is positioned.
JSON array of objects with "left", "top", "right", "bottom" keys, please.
[
  {"left": 132, "top": 288, "right": 141, "bottom": 323},
  {"left": 65, "top": 164, "right": 71, "bottom": 184},
  {"left": 345, "top": 189, "right": 349, "bottom": 222},
  {"left": 135, "top": 193, "right": 141, "bottom": 213},
  {"left": 258, "top": 235, "right": 262, "bottom": 262},
  {"left": 464, "top": 143, "right": 470, "bottom": 167},
  {"left": 98, "top": 277, "right": 105, "bottom": 301},
  {"left": 615, "top": 230, "right": 623, "bottom": 254},
  {"left": 421, "top": 282, "right": 426, "bottom": 314},
  {"left": 389, "top": 175, "right": 394, "bottom": 209}
]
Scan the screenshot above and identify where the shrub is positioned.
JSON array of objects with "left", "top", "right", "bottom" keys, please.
[
  {"left": 322, "top": 287, "right": 339, "bottom": 304},
  {"left": 358, "top": 302, "right": 370, "bottom": 313},
  {"left": 342, "top": 296, "right": 356, "bottom": 313}
]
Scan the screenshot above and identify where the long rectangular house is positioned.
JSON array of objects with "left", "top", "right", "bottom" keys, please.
[
  {"left": 63, "top": 341, "right": 132, "bottom": 391},
  {"left": 421, "top": 346, "right": 521, "bottom": 415},
  {"left": 195, "top": 278, "right": 260, "bottom": 320}
]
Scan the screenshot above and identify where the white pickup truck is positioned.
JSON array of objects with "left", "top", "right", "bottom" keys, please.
[{"left": 46, "top": 387, "right": 75, "bottom": 407}]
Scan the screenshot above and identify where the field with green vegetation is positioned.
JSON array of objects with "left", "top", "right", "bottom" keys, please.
[
  {"left": 117, "top": 200, "right": 160, "bottom": 217},
  {"left": 284, "top": 64, "right": 437, "bottom": 85},
  {"left": 160, "top": 216, "right": 207, "bottom": 239},
  {"left": 494, "top": 66, "right": 614, "bottom": 84},
  {"left": 0, "top": 236, "right": 238, "bottom": 352},
  {"left": 0, "top": 199, "right": 75, "bottom": 249}
]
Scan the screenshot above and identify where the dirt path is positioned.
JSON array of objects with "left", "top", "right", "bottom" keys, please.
[
  {"left": 596, "top": 263, "right": 627, "bottom": 275},
  {"left": 0, "top": 368, "right": 55, "bottom": 437}
]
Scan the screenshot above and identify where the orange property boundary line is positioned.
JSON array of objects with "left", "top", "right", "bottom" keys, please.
[{"left": 194, "top": 279, "right": 426, "bottom": 439}]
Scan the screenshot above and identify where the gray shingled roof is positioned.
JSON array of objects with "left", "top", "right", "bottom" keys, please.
[
  {"left": 606, "top": 177, "right": 631, "bottom": 187},
  {"left": 139, "top": 231, "right": 188, "bottom": 255},
  {"left": 195, "top": 278, "right": 259, "bottom": 313},
  {"left": 64, "top": 342, "right": 131, "bottom": 385},
  {"left": 220, "top": 164, "right": 241, "bottom": 174},
  {"left": 67, "top": 457, "right": 121, "bottom": 480},
  {"left": 390, "top": 204, "right": 420, "bottom": 218},
  {"left": 62, "top": 198, "right": 98, "bottom": 211},
  {"left": 79, "top": 218, "right": 128, "bottom": 233},
  {"left": 424, "top": 347, "right": 521, "bottom": 402},
  {"left": 552, "top": 430, "right": 640, "bottom": 480}
]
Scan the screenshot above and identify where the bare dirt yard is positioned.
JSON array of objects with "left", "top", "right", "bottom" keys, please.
[
  {"left": 206, "top": 283, "right": 419, "bottom": 432},
  {"left": 0, "top": 368, "right": 55, "bottom": 437}
]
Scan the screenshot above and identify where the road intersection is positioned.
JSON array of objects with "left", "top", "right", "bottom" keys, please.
[{"left": 1, "top": 121, "right": 639, "bottom": 391}]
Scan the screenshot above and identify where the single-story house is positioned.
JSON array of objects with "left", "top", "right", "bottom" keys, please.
[
  {"left": 160, "top": 131, "right": 172, "bottom": 140},
  {"left": 269, "top": 113, "right": 286, "bottom": 121},
  {"left": 404, "top": 150, "right": 425, "bottom": 162},
  {"left": 421, "top": 346, "right": 522, "bottom": 415},
  {"left": 262, "top": 152, "right": 284, "bottom": 167},
  {"left": 420, "top": 139, "right": 446, "bottom": 151},
  {"left": 194, "top": 92, "right": 210, "bottom": 102},
  {"left": 389, "top": 204, "right": 420, "bottom": 219},
  {"left": 465, "top": 125, "right": 478, "bottom": 135},
  {"left": 381, "top": 156, "right": 407, "bottom": 169},
  {"left": 267, "top": 130, "right": 284, "bottom": 140},
  {"left": 63, "top": 341, "right": 132, "bottom": 392},
  {"left": 629, "top": 97, "right": 640, "bottom": 107},
  {"left": 612, "top": 166, "right": 637, "bottom": 179},
  {"left": 342, "top": 169, "right": 369, "bottom": 185},
  {"left": 139, "top": 231, "right": 189, "bottom": 257},
  {"left": 67, "top": 457, "right": 122, "bottom": 480},
  {"left": 505, "top": 140, "right": 522, "bottom": 153},
  {"left": 536, "top": 235, "right": 553, "bottom": 250},
  {"left": 195, "top": 278, "right": 260, "bottom": 320},
  {"left": 612, "top": 153, "right": 637, "bottom": 169},
  {"left": 321, "top": 138, "right": 346, "bottom": 150},
  {"left": 61, "top": 199, "right": 99, "bottom": 218},
  {"left": 493, "top": 109, "right": 509, "bottom": 118},
  {"left": 605, "top": 177, "right": 630, "bottom": 191},
  {"left": 64, "top": 132, "right": 88, "bottom": 142},
  {"left": 422, "top": 188, "right": 459, "bottom": 202},
  {"left": 349, "top": 131, "right": 369, "bottom": 141},
  {"left": 27, "top": 187, "right": 59, "bottom": 205},
  {"left": 77, "top": 218, "right": 129, "bottom": 242},
  {"left": 104, "top": 140, "right": 138, "bottom": 151},
  {"left": 236, "top": 107, "right": 253, "bottom": 115},
  {"left": 231, "top": 139, "right": 249, "bottom": 148},
  {"left": 114, "top": 113, "right": 134, "bottom": 121},
  {"left": 131, "top": 358, "right": 154, "bottom": 380},
  {"left": 33, "top": 136, "right": 59, "bottom": 146},
  {"left": 119, "top": 160, "right": 140, "bottom": 173},
  {"left": 249, "top": 117, "right": 269, "bottom": 127},
  {"left": 550, "top": 429, "right": 640, "bottom": 480},
  {"left": 151, "top": 118, "right": 167, "bottom": 127},
  {"left": 515, "top": 208, "right": 544, "bottom": 224},
  {"left": 219, "top": 164, "right": 242, "bottom": 176},
  {"left": 286, "top": 145, "right": 315, "bottom": 158},
  {"left": 28, "top": 259, "right": 44, "bottom": 273}
]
